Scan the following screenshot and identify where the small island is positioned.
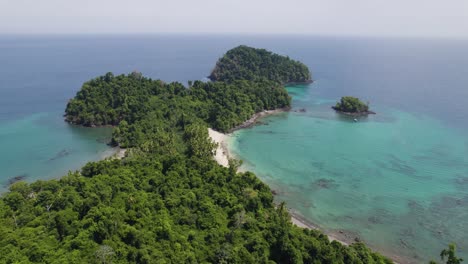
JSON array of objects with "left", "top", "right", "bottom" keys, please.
[
  {"left": 332, "top": 96, "right": 376, "bottom": 116},
  {"left": 209, "top": 45, "right": 312, "bottom": 84}
]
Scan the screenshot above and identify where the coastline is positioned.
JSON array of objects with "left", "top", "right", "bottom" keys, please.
[
  {"left": 289, "top": 210, "right": 349, "bottom": 245},
  {"left": 208, "top": 110, "right": 406, "bottom": 264},
  {"left": 207, "top": 111, "right": 352, "bottom": 243},
  {"left": 228, "top": 108, "right": 290, "bottom": 133},
  {"left": 2, "top": 146, "right": 127, "bottom": 192},
  {"left": 208, "top": 108, "right": 290, "bottom": 167},
  {"left": 100, "top": 146, "right": 127, "bottom": 160},
  {"left": 208, "top": 128, "right": 231, "bottom": 167},
  {"left": 113, "top": 147, "right": 127, "bottom": 159},
  {"left": 208, "top": 121, "right": 352, "bottom": 246}
]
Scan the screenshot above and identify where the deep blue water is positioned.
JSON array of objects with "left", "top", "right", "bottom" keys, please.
[
  {"left": 2, "top": 35, "right": 467, "bottom": 126},
  {"left": 1, "top": 35, "right": 467, "bottom": 261}
]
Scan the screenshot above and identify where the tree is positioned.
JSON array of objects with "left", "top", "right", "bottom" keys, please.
[
  {"left": 430, "top": 244, "right": 464, "bottom": 264},
  {"left": 95, "top": 245, "right": 115, "bottom": 264},
  {"left": 209, "top": 45, "right": 312, "bottom": 84},
  {"left": 333, "top": 96, "right": 370, "bottom": 113},
  {"left": 0, "top": 46, "right": 393, "bottom": 264}
]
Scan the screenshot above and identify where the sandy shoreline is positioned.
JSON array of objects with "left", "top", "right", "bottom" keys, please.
[
  {"left": 290, "top": 212, "right": 401, "bottom": 263},
  {"left": 207, "top": 110, "right": 352, "bottom": 245},
  {"left": 114, "top": 147, "right": 127, "bottom": 159},
  {"left": 101, "top": 147, "right": 127, "bottom": 160},
  {"left": 208, "top": 125, "right": 351, "bottom": 246},
  {"left": 207, "top": 110, "right": 405, "bottom": 264},
  {"left": 289, "top": 210, "right": 350, "bottom": 245},
  {"left": 208, "top": 108, "right": 288, "bottom": 167},
  {"left": 208, "top": 128, "right": 231, "bottom": 167}
]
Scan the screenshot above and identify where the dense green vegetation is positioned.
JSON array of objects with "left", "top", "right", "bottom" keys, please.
[
  {"left": 0, "top": 141, "right": 392, "bottom": 263},
  {"left": 64, "top": 71, "right": 183, "bottom": 127},
  {"left": 332, "top": 96, "right": 370, "bottom": 113},
  {"left": 209, "top": 45, "right": 311, "bottom": 84},
  {"left": 1, "top": 47, "right": 396, "bottom": 263},
  {"left": 65, "top": 75, "right": 289, "bottom": 131}
]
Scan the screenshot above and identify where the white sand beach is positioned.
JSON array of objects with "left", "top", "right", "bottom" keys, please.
[
  {"left": 208, "top": 127, "right": 348, "bottom": 244},
  {"left": 115, "top": 148, "right": 127, "bottom": 159},
  {"left": 208, "top": 128, "right": 231, "bottom": 167},
  {"left": 207, "top": 126, "right": 404, "bottom": 263},
  {"left": 208, "top": 109, "right": 288, "bottom": 166},
  {"left": 102, "top": 147, "right": 127, "bottom": 160}
]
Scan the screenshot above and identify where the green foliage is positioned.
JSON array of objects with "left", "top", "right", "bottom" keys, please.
[
  {"left": 64, "top": 72, "right": 184, "bottom": 127},
  {"left": 430, "top": 244, "right": 463, "bottom": 264},
  {"left": 0, "top": 46, "right": 393, "bottom": 263},
  {"left": 209, "top": 45, "right": 311, "bottom": 84},
  {"left": 333, "top": 96, "right": 370, "bottom": 113},
  {"left": 0, "top": 154, "right": 392, "bottom": 263},
  {"left": 66, "top": 73, "right": 290, "bottom": 133}
]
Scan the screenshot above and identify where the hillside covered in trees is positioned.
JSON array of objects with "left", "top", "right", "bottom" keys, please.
[
  {"left": 65, "top": 75, "right": 290, "bottom": 131},
  {"left": 0, "top": 47, "right": 396, "bottom": 263},
  {"left": 209, "top": 45, "right": 312, "bottom": 84}
]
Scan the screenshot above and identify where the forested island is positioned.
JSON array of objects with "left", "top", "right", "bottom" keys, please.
[
  {"left": 0, "top": 46, "right": 455, "bottom": 263},
  {"left": 209, "top": 45, "right": 312, "bottom": 84},
  {"left": 332, "top": 96, "right": 376, "bottom": 116}
]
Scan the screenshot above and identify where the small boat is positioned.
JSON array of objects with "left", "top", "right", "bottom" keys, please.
[{"left": 353, "top": 118, "right": 358, "bottom": 122}]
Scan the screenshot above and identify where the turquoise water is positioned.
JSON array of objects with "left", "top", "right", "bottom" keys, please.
[
  {"left": 2, "top": 35, "right": 467, "bottom": 262},
  {"left": 230, "top": 85, "right": 468, "bottom": 263},
  {"left": 0, "top": 112, "right": 113, "bottom": 191},
  {"left": 1, "top": 35, "right": 221, "bottom": 191}
]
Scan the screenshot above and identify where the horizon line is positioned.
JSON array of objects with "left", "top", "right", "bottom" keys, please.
[{"left": 0, "top": 32, "right": 467, "bottom": 41}]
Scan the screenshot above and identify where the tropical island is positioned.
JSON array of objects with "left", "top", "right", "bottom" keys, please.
[
  {"left": 0, "top": 46, "right": 456, "bottom": 263},
  {"left": 209, "top": 45, "right": 312, "bottom": 84},
  {"left": 332, "top": 96, "right": 376, "bottom": 116}
]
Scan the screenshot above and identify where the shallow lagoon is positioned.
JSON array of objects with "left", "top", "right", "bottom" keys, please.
[
  {"left": 230, "top": 85, "right": 468, "bottom": 263},
  {"left": 0, "top": 112, "right": 113, "bottom": 191}
]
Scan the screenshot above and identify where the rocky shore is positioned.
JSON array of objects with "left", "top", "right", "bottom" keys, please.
[{"left": 228, "top": 107, "right": 290, "bottom": 133}]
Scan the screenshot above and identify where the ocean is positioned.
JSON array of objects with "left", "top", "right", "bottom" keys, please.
[{"left": 1, "top": 35, "right": 467, "bottom": 262}]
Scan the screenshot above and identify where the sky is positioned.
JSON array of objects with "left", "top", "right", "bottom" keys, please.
[{"left": 0, "top": 0, "right": 467, "bottom": 38}]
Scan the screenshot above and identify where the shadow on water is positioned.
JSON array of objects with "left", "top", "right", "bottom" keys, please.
[
  {"left": 311, "top": 178, "right": 339, "bottom": 190},
  {"left": 454, "top": 175, "right": 468, "bottom": 189},
  {"left": 413, "top": 144, "right": 465, "bottom": 168},
  {"left": 394, "top": 194, "right": 468, "bottom": 261},
  {"left": 64, "top": 123, "right": 113, "bottom": 142},
  {"left": 48, "top": 149, "right": 71, "bottom": 161},
  {"left": 369, "top": 207, "right": 398, "bottom": 225},
  {"left": 373, "top": 156, "right": 432, "bottom": 181},
  {"left": 2, "top": 173, "right": 28, "bottom": 188}
]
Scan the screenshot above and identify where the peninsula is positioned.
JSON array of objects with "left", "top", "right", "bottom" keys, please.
[{"left": 1, "top": 46, "right": 393, "bottom": 263}]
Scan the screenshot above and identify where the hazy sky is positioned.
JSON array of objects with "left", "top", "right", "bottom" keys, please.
[{"left": 1, "top": 0, "right": 467, "bottom": 38}]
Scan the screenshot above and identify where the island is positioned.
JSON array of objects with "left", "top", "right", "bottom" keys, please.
[
  {"left": 209, "top": 45, "right": 312, "bottom": 84},
  {"left": 1, "top": 46, "right": 395, "bottom": 263},
  {"left": 332, "top": 96, "right": 376, "bottom": 116}
]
